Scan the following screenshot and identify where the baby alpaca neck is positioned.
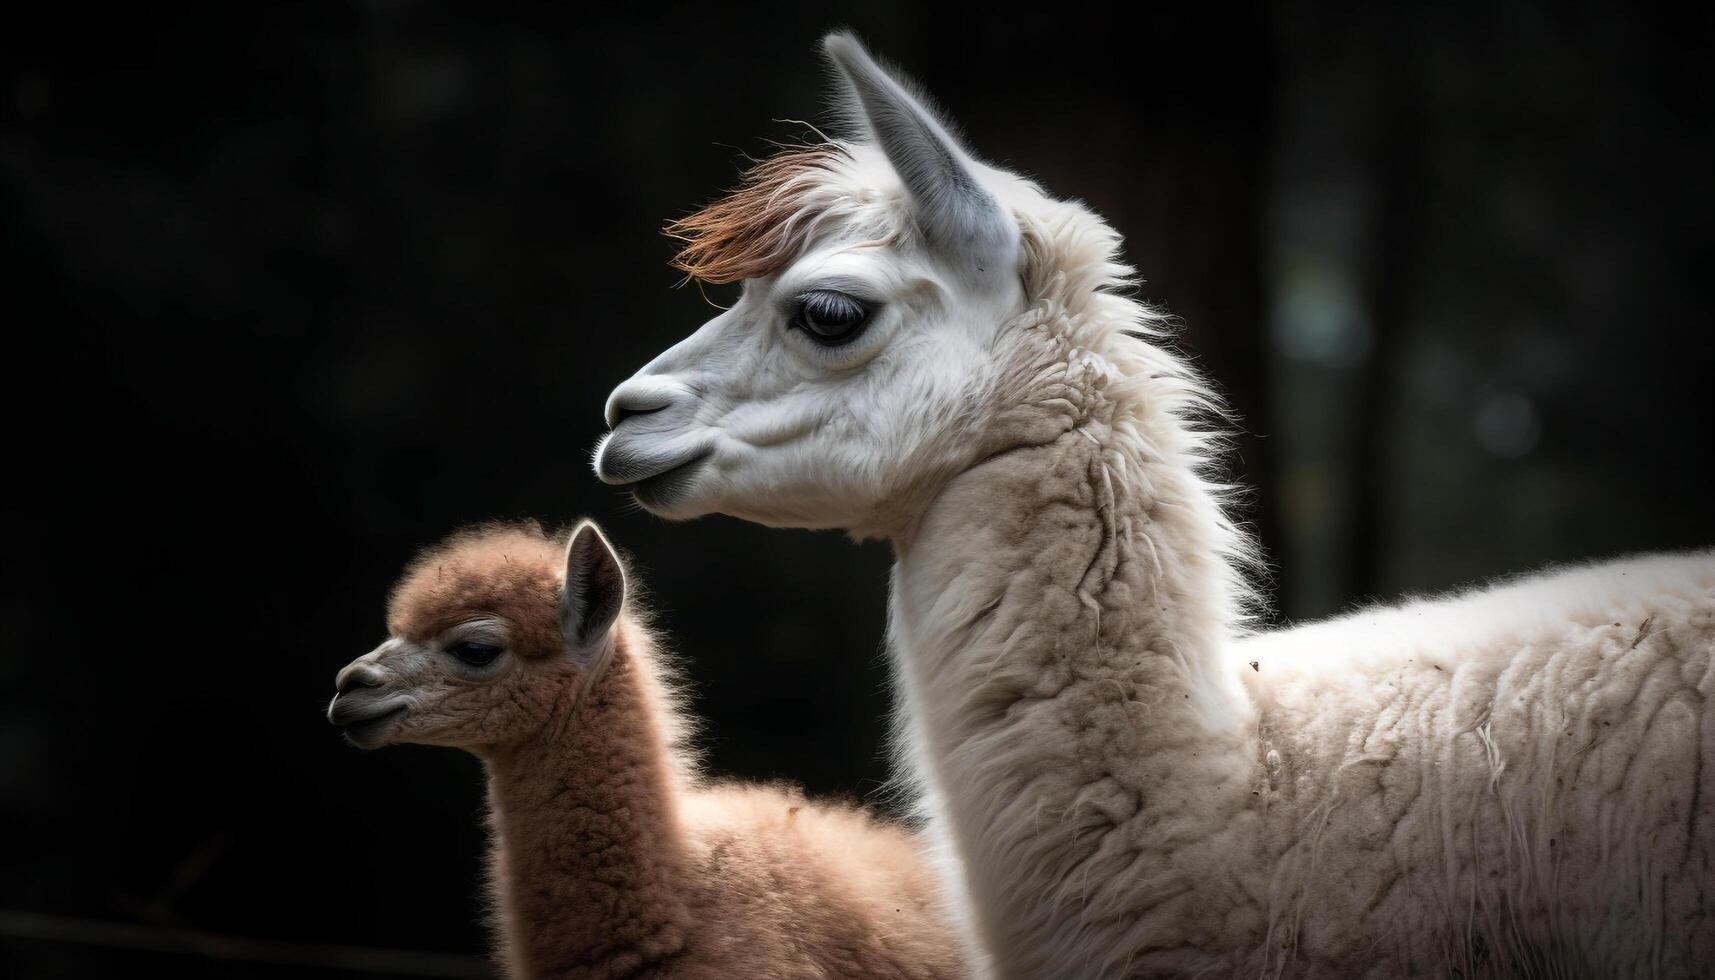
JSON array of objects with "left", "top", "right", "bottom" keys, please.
[{"left": 483, "top": 646, "right": 691, "bottom": 979}]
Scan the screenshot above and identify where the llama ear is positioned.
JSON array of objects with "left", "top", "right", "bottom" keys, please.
[
  {"left": 822, "top": 31, "right": 1017, "bottom": 273},
  {"left": 561, "top": 521, "right": 625, "bottom": 660}
]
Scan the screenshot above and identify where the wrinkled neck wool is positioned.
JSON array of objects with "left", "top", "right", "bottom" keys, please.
[{"left": 882, "top": 208, "right": 1265, "bottom": 978}]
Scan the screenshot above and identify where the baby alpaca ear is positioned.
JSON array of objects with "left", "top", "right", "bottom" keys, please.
[{"left": 561, "top": 521, "right": 625, "bottom": 660}]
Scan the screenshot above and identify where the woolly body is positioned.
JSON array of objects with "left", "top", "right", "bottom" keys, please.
[
  {"left": 896, "top": 409, "right": 1714, "bottom": 976},
  {"left": 593, "top": 34, "right": 1715, "bottom": 978},
  {"left": 334, "top": 525, "right": 965, "bottom": 980}
]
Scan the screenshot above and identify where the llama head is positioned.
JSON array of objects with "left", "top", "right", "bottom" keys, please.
[
  {"left": 594, "top": 33, "right": 1043, "bottom": 536},
  {"left": 327, "top": 521, "right": 626, "bottom": 751}
]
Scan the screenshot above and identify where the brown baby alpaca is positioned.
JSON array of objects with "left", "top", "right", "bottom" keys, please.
[{"left": 329, "top": 522, "right": 965, "bottom": 980}]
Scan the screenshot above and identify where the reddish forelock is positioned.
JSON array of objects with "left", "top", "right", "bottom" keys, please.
[{"left": 664, "top": 144, "right": 846, "bottom": 285}]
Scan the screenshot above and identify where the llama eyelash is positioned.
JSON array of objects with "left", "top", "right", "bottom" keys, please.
[{"left": 443, "top": 620, "right": 507, "bottom": 647}]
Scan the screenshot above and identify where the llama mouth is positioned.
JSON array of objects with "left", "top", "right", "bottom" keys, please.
[
  {"left": 627, "top": 453, "right": 711, "bottom": 508},
  {"left": 596, "top": 430, "right": 710, "bottom": 484},
  {"left": 598, "top": 444, "right": 711, "bottom": 507},
  {"left": 334, "top": 704, "right": 408, "bottom": 748}
]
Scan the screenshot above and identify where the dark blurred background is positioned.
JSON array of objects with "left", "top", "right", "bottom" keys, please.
[{"left": 3, "top": 2, "right": 1710, "bottom": 976}]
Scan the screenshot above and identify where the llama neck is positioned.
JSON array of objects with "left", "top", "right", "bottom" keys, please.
[
  {"left": 481, "top": 647, "right": 691, "bottom": 979},
  {"left": 888, "top": 341, "right": 1262, "bottom": 975}
]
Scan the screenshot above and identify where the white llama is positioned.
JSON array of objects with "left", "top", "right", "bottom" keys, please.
[{"left": 592, "top": 32, "right": 1715, "bottom": 979}]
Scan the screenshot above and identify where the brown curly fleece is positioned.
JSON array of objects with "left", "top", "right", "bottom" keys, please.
[{"left": 375, "top": 524, "right": 968, "bottom": 980}]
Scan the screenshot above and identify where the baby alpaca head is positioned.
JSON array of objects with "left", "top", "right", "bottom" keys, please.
[{"left": 327, "top": 521, "right": 626, "bottom": 752}]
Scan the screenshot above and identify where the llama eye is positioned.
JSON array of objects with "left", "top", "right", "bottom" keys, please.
[
  {"left": 791, "top": 291, "right": 870, "bottom": 345},
  {"left": 449, "top": 641, "right": 503, "bottom": 668}
]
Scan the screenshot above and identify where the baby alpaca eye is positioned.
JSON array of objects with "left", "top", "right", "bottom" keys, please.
[
  {"left": 449, "top": 641, "right": 503, "bottom": 667},
  {"left": 792, "top": 290, "right": 871, "bottom": 345}
]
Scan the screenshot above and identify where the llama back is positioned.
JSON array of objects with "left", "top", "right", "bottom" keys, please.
[{"left": 1241, "top": 550, "right": 1715, "bottom": 975}]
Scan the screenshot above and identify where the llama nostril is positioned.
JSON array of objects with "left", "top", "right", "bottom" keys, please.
[
  {"left": 610, "top": 396, "right": 675, "bottom": 430},
  {"left": 604, "top": 377, "right": 689, "bottom": 428},
  {"left": 335, "top": 666, "right": 385, "bottom": 694},
  {"left": 611, "top": 402, "right": 668, "bottom": 427}
]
